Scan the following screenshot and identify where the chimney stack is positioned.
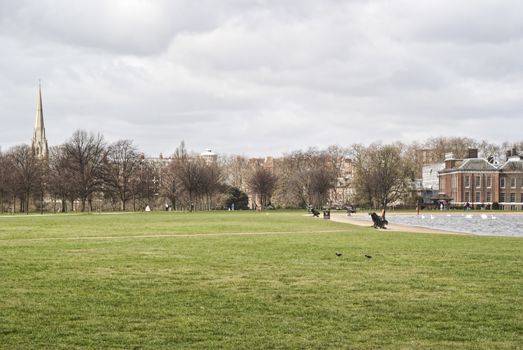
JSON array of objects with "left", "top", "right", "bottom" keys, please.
[
  {"left": 467, "top": 148, "right": 478, "bottom": 159},
  {"left": 444, "top": 152, "right": 456, "bottom": 169}
]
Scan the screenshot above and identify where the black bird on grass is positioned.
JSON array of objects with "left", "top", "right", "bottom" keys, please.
[
  {"left": 365, "top": 255, "right": 372, "bottom": 259},
  {"left": 335, "top": 252, "right": 342, "bottom": 257}
]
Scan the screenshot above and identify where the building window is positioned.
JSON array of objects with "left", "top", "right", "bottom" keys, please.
[
  {"left": 465, "top": 175, "right": 470, "bottom": 188},
  {"left": 500, "top": 178, "right": 505, "bottom": 188},
  {"left": 465, "top": 192, "right": 470, "bottom": 202},
  {"left": 475, "top": 191, "right": 481, "bottom": 203},
  {"left": 520, "top": 193, "right": 523, "bottom": 203},
  {"left": 486, "top": 192, "right": 491, "bottom": 202},
  {"left": 500, "top": 193, "right": 506, "bottom": 202},
  {"left": 475, "top": 176, "right": 481, "bottom": 188},
  {"left": 510, "top": 193, "right": 516, "bottom": 202},
  {"left": 510, "top": 178, "right": 516, "bottom": 188},
  {"left": 486, "top": 176, "right": 491, "bottom": 188}
]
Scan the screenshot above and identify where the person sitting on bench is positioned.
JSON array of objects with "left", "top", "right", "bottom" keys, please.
[{"left": 369, "top": 212, "right": 388, "bottom": 229}]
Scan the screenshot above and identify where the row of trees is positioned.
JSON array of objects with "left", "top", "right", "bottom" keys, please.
[
  {"left": 0, "top": 131, "right": 251, "bottom": 213},
  {"left": 1, "top": 132, "right": 521, "bottom": 213}
]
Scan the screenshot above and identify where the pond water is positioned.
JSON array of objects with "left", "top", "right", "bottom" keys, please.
[{"left": 387, "top": 213, "right": 523, "bottom": 237}]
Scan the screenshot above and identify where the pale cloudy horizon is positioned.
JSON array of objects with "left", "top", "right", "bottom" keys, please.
[{"left": 1, "top": 0, "right": 522, "bottom": 157}]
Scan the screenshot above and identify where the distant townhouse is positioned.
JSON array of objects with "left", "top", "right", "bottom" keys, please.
[{"left": 418, "top": 162, "right": 445, "bottom": 203}]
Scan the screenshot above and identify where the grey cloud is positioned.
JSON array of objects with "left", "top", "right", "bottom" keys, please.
[
  {"left": 1, "top": 0, "right": 522, "bottom": 157},
  {"left": 0, "top": 0, "right": 232, "bottom": 55},
  {"left": 374, "top": 1, "right": 523, "bottom": 44}
]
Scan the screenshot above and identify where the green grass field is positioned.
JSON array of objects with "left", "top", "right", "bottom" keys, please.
[{"left": 0, "top": 211, "right": 521, "bottom": 349}]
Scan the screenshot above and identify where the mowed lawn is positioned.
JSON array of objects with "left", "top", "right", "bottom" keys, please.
[{"left": 0, "top": 211, "right": 521, "bottom": 349}]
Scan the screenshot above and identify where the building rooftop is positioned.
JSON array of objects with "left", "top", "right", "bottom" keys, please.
[
  {"left": 458, "top": 158, "right": 498, "bottom": 171},
  {"left": 499, "top": 157, "right": 523, "bottom": 171},
  {"left": 200, "top": 149, "right": 216, "bottom": 157}
]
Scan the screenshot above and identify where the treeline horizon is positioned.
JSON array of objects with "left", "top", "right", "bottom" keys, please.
[
  {"left": 1, "top": 129, "right": 522, "bottom": 214},
  {"left": 2, "top": 134, "right": 523, "bottom": 160}
]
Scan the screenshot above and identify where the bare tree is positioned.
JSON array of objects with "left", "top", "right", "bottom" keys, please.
[
  {"left": 134, "top": 159, "right": 161, "bottom": 210},
  {"left": 0, "top": 150, "right": 14, "bottom": 212},
  {"left": 351, "top": 144, "right": 374, "bottom": 207},
  {"left": 274, "top": 148, "right": 338, "bottom": 208},
  {"left": 477, "top": 140, "right": 502, "bottom": 160},
  {"left": 161, "top": 142, "right": 226, "bottom": 211},
  {"left": 221, "top": 154, "right": 249, "bottom": 189},
  {"left": 325, "top": 145, "right": 351, "bottom": 178},
  {"left": 404, "top": 137, "right": 479, "bottom": 178},
  {"left": 308, "top": 167, "right": 336, "bottom": 209},
  {"left": 7, "top": 144, "right": 45, "bottom": 213},
  {"left": 424, "top": 137, "right": 478, "bottom": 161},
  {"left": 47, "top": 145, "right": 77, "bottom": 212},
  {"left": 105, "top": 139, "right": 141, "bottom": 211},
  {"left": 62, "top": 130, "right": 108, "bottom": 212},
  {"left": 272, "top": 152, "right": 308, "bottom": 208},
  {"left": 248, "top": 166, "right": 277, "bottom": 209},
  {"left": 161, "top": 161, "right": 180, "bottom": 210},
  {"left": 200, "top": 162, "right": 223, "bottom": 210},
  {"left": 353, "top": 143, "right": 414, "bottom": 213},
  {"left": 274, "top": 149, "right": 320, "bottom": 208},
  {"left": 171, "top": 142, "right": 204, "bottom": 210}
]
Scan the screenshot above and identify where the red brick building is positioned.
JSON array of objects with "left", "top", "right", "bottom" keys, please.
[
  {"left": 438, "top": 149, "right": 523, "bottom": 210},
  {"left": 498, "top": 155, "right": 523, "bottom": 209}
]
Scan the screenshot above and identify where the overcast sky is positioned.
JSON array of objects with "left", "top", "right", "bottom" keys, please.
[{"left": 1, "top": 0, "right": 522, "bottom": 157}]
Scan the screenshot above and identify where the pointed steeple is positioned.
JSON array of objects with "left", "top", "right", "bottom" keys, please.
[{"left": 32, "top": 81, "right": 49, "bottom": 159}]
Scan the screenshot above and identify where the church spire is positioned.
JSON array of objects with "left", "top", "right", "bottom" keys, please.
[{"left": 32, "top": 81, "right": 49, "bottom": 159}]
